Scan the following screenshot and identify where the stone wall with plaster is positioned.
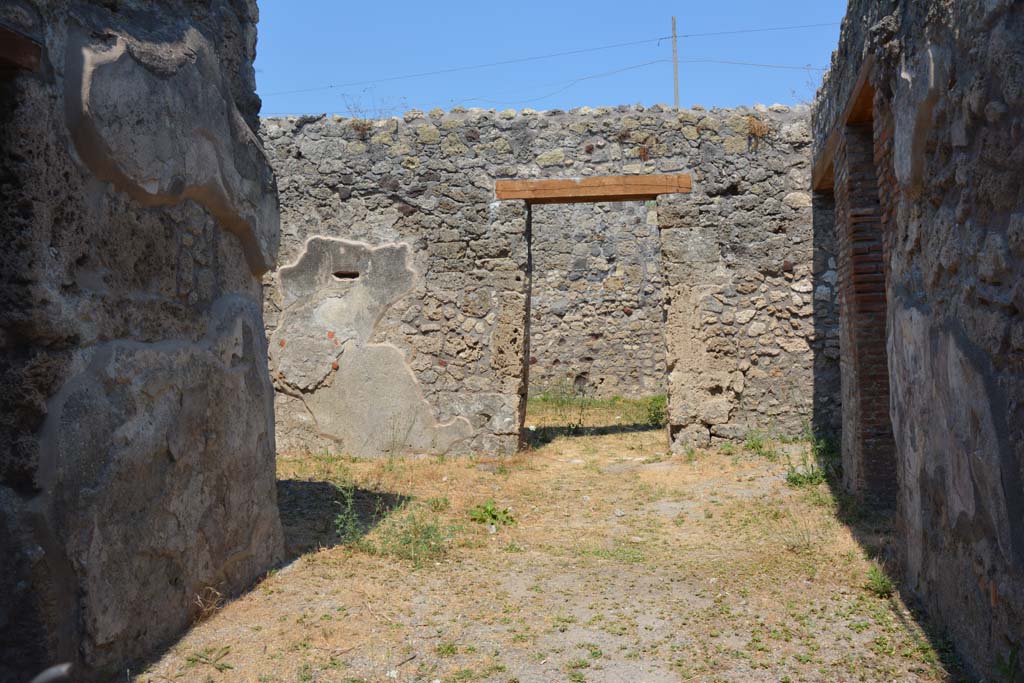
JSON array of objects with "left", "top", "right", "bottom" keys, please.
[
  {"left": 262, "top": 104, "right": 838, "bottom": 455},
  {"left": 0, "top": 1, "right": 282, "bottom": 678},
  {"left": 814, "top": 0, "right": 1024, "bottom": 676}
]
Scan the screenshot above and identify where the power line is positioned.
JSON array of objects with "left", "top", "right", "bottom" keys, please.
[
  {"left": 455, "top": 60, "right": 672, "bottom": 107},
  {"left": 452, "top": 56, "right": 824, "bottom": 108},
  {"left": 262, "top": 36, "right": 670, "bottom": 97},
  {"left": 678, "top": 21, "right": 839, "bottom": 39},
  {"left": 260, "top": 55, "right": 827, "bottom": 115},
  {"left": 681, "top": 58, "right": 827, "bottom": 72},
  {"left": 261, "top": 21, "right": 839, "bottom": 98}
]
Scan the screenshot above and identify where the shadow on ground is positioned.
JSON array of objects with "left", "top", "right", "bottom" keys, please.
[
  {"left": 523, "top": 422, "right": 662, "bottom": 449},
  {"left": 805, "top": 440, "right": 972, "bottom": 681},
  {"left": 276, "top": 480, "right": 408, "bottom": 560}
]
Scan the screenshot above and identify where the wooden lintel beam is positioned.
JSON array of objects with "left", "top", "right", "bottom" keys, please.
[
  {"left": 812, "top": 55, "right": 876, "bottom": 192},
  {"left": 496, "top": 174, "right": 691, "bottom": 204},
  {"left": 0, "top": 25, "right": 42, "bottom": 73}
]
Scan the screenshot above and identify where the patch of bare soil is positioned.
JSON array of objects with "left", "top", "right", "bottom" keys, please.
[{"left": 138, "top": 417, "right": 965, "bottom": 683}]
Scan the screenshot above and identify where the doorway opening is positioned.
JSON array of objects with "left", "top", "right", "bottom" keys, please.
[
  {"left": 812, "top": 65, "right": 897, "bottom": 504},
  {"left": 523, "top": 200, "right": 668, "bottom": 446}
]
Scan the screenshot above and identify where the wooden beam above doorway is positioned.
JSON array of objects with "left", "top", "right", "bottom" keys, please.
[{"left": 495, "top": 174, "right": 692, "bottom": 205}]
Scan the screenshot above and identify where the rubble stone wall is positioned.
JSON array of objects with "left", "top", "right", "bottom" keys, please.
[
  {"left": 262, "top": 103, "right": 839, "bottom": 455},
  {"left": 528, "top": 201, "right": 666, "bottom": 399},
  {"left": 0, "top": 1, "right": 283, "bottom": 678},
  {"left": 813, "top": 0, "right": 1024, "bottom": 676}
]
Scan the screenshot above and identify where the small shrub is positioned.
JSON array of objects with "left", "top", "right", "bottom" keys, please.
[
  {"left": 866, "top": 563, "right": 895, "bottom": 598},
  {"left": 469, "top": 499, "right": 516, "bottom": 526},
  {"left": 643, "top": 394, "right": 667, "bottom": 427}
]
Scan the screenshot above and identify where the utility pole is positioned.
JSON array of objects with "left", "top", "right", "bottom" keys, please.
[{"left": 672, "top": 16, "right": 680, "bottom": 108}]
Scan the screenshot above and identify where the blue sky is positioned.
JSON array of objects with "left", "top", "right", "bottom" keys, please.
[{"left": 255, "top": 1, "right": 846, "bottom": 117}]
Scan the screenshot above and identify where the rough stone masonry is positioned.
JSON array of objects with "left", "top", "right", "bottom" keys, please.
[
  {"left": 528, "top": 200, "right": 667, "bottom": 400},
  {"left": 261, "top": 103, "right": 841, "bottom": 456},
  {"left": 814, "top": 0, "right": 1024, "bottom": 677},
  {"left": 0, "top": 1, "right": 283, "bottom": 679}
]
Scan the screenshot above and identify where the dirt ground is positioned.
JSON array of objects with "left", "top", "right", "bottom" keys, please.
[{"left": 138, "top": 405, "right": 965, "bottom": 683}]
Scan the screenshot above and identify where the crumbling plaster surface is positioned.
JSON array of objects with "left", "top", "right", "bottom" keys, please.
[
  {"left": 270, "top": 237, "right": 473, "bottom": 454},
  {"left": 262, "top": 104, "right": 838, "bottom": 455},
  {"left": 814, "top": 0, "right": 1024, "bottom": 676},
  {"left": 0, "top": 1, "right": 282, "bottom": 679}
]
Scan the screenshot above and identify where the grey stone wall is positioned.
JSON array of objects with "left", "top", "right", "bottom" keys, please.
[
  {"left": 262, "top": 103, "right": 838, "bottom": 456},
  {"left": 0, "top": 1, "right": 283, "bottom": 678},
  {"left": 814, "top": 0, "right": 1024, "bottom": 676},
  {"left": 529, "top": 201, "right": 666, "bottom": 399},
  {"left": 659, "top": 168, "right": 839, "bottom": 449}
]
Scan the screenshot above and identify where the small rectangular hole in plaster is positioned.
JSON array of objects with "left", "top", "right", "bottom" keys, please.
[{"left": 332, "top": 271, "right": 360, "bottom": 280}]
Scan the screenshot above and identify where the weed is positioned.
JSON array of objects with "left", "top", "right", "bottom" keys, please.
[
  {"left": 996, "top": 645, "right": 1023, "bottom": 683},
  {"left": 468, "top": 500, "right": 516, "bottom": 526},
  {"left": 579, "top": 542, "right": 645, "bottom": 564},
  {"left": 368, "top": 506, "right": 454, "bottom": 568},
  {"left": 781, "top": 516, "right": 819, "bottom": 554},
  {"left": 297, "top": 662, "right": 314, "bottom": 682},
  {"left": 350, "top": 118, "right": 373, "bottom": 139},
  {"left": 334, "top": 481, "right": 363, "bottom": 544},
  {"left": 809, "top": 432, "right": 841, "bottom": 482},
  {"left": 194, "top": 586, "right": 224, "bottom": 622},
  {"left": 784, "top": 451, "right": 827, "bottom": 488},
  {"left": 743, "top": 431, "right": 777, "bottom": 461},
  {"left": 802, "top": 486, "right": 833, "bottom": 508},
  {"left": 436, "top": 641, "right": 458, "bottom": 657},
  {"left": 866, "top": 563, "right": 895, "bottom": 598},
  {"left": 186, "top": 646, "right": 233, "bottom": 673},
  {"left": 746, "top": 115, "right": 770, "bottom": 146},
  {"left": 553, "top": 614, "right": 578, "bottom": 632},
  {"left": 427, "top": 496, "right": 451, "bottom": 512}
]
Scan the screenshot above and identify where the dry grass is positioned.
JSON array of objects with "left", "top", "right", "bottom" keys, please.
[{"left": 137, "top": 420, "right": 963, "bottom": 683}]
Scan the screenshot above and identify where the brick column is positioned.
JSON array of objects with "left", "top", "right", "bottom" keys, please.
[{"left": 833, "top": 122, "right": 896, "bottom": 504}]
